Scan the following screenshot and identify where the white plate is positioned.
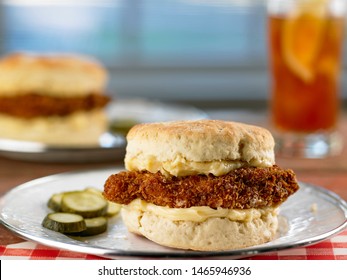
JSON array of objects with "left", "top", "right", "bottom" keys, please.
[
  {"left": 0, "top": 99, "right": 207, "bottom": 163},
  {"left": 0, "top": 167, "right": 346, "bottom": 259}
]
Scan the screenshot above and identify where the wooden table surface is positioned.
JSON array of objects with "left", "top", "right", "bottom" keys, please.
[{"left": 1, "top": 111, "right": 347, "bottom": 246}]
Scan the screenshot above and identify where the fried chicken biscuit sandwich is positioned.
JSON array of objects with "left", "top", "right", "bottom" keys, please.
[
  {"left": 103, "top": 120, "right": 299, "bottom": 251},
  {"left": 0, "top": 52, "right": 110, "bottom": 145}
]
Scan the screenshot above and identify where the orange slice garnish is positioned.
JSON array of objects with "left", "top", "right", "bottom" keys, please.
[{"left": 282, "top": 2, "right": 327, "bottom": 82}]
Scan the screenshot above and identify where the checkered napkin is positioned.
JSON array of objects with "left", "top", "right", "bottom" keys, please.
[
  {"left": 1, "top": 229, "right": 346, "bottom": 260},
  {"left": 247, "top": 229, "right": 347, "bottom": 260}
]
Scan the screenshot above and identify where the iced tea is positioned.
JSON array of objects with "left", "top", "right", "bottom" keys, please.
[{"left": 268, "top": 5, "right": 345, "bottom": 133}]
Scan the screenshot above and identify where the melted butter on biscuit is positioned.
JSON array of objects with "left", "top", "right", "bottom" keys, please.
[
  {"left": 123, "top": 199, "right": 278, "bottom": 223},
  {"left": 126, "top": 154, "right": 273, "bottom": 177}
]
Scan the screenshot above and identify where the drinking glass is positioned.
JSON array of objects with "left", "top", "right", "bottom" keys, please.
[{"left": 267, "top": 0, "right": 346, "bottom": 158}]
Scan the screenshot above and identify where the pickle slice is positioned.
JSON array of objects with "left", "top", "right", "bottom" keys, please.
[
  {"left": 42, "top": 212, "right": 86, "bottom": 233},
  {"left": 84, "top": 187, "right": 103, "bottom": 196},
  {"left": 61, "top": 192, "right": 108, "bottom": 218},
  {"left": 72, "top": 217, "right": 108, "bottom": 236},
  {"left": 84, "top": 187, "right": 121, "bottom": 217},
  {"left": 106, "top": 202, "right": 122, "bottom": 217},
  {"left": 47, "top": 191, "right": 81, "bottom": 212},
  {"left": 47, "top": 193, "right": 64, "bottom": 212}
]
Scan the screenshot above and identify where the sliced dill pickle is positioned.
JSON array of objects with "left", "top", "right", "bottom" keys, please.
[
  {"left": 47, "top": 193, "right": 64, "bottom": 212},
  {"left": 42, "top": 212, "right": 86, "bottom": 233},
  {"left": 84, "top": 187, "right": 121, "bottom": 217},
  {"left": 72, "top": 217, "right": 108, "bottom": 236},
  {"left": 61, "top": 192, "right": 108, "bottom": 218},
  {"left": 84, "top": 187, "right": 103, "bottom": 196},
  {"left": 47, "top": 191, "right": 81, "bottom": 212},
  {"left": 106, "top": 202, "right": 122, "bottom": 217}
]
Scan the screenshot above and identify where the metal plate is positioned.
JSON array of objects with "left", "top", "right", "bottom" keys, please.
[
  {"left": 0, "top": 99, "right": 207, "bottom": 163},
  {"left": 1, "top": 167, "right": 346, "bottom": 259}
]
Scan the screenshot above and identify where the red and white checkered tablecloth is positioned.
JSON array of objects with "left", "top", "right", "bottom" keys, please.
[{"left": 1, "top": 229, "right": 346, "bottom": 260}]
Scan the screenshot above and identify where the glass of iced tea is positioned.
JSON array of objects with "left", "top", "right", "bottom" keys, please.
[{"left": 267, "top": 0, "right": 346, "bottom": 158}]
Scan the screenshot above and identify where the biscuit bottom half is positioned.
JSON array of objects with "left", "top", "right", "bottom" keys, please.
[
  {"left": 121, "top": 202, "right": 279, "bottom": 251},
  {"left": 0, "top": 109, "right": 107, "bottom": 146}
]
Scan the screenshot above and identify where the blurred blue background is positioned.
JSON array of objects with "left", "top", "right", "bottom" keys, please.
[{"left": 0, "top": 0, "right": 346, "bottom": 108}]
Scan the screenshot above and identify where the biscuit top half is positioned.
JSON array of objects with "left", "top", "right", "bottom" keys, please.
[
  {"left": 125, "top": 119, "right": 275, "bottom": 177},
  {"left": 0, "top": 52, "right": 107, "bottom": 97}
]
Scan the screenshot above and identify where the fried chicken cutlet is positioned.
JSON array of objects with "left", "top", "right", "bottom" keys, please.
[{"left": 104, "top": 165, "right": 299, "bottom": 209}]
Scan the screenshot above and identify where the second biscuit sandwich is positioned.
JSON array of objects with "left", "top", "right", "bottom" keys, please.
[{"left": 0, "top": 52, "right": 110, "bottom": 146}]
